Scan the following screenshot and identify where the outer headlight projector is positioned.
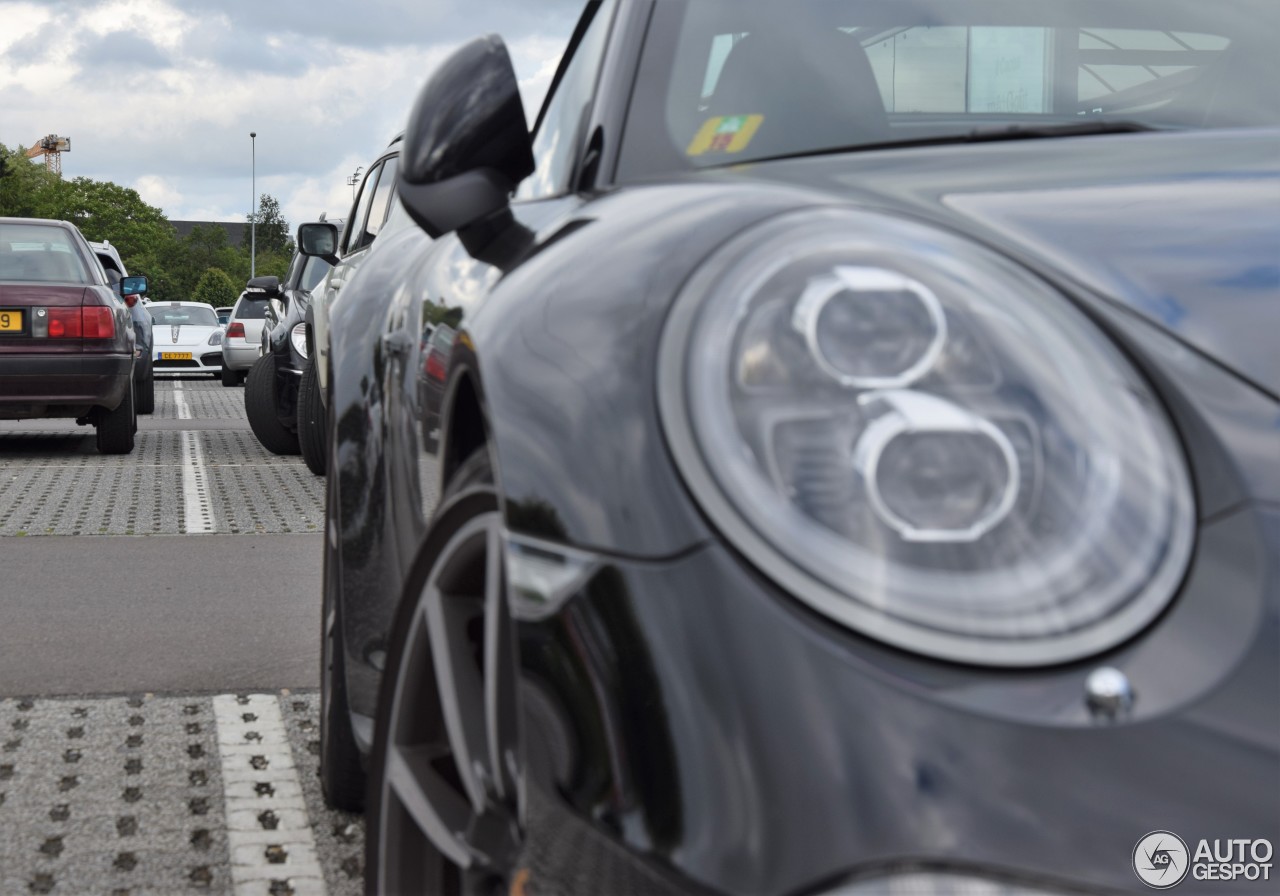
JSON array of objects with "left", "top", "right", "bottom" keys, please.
[{"left": 658, "top": 209, "right": 1193, "bottom": 666}]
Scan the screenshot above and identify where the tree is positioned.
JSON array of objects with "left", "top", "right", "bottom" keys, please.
[
  {"left": 191, "top": 268, "right": 240, "bottom": 309},
  {"left": 0, "top": 143, "right": 62, "bottom": 218},
  {"left": 245, "top": 193, "right": 291, "bottom": 257}
]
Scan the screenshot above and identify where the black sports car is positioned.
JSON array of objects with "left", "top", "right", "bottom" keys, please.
[
  {"left": 244, "top": 250, "right": 334, "bottom": 468},
  {"left": 307, "top": 1, "right": 1279, "bottom": 893}
]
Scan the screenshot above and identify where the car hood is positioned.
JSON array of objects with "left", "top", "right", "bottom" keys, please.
[{"left": 717, "top": 128, "right": 1280, "bottom": 396}]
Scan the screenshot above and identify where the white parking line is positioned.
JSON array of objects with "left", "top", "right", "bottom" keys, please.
[
  {"left": 214, "top": 694, "right": 329, "bottom": 896},
  {"left": 173, "top": 381, "right": 214, "bottom": 534}
]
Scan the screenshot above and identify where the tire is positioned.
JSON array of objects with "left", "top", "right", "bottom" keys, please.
[
  {"left": 221, "top": 364, "right": 238, "bottom": 387},
  {"left": 365, "top": 449, "right": 523, "bottom": 895},
  {"left": 96, "top": 380, "right": 135, "bottom": 454},
  {"left": 245, "top": 354, "right": 300, "bottom": 455},
  {"left": 320, "top": 471, "right": 365, "bottom": 812},
  {"left": 297, "top": 359, "right": 326, "bottom": 476},
  {"left": 136, "top": 373, "right": 155, "bottom": 415}
]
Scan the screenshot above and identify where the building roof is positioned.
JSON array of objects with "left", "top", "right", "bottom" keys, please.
[{"left": 171, "top": 220, "right": 248, "bottom": 246}]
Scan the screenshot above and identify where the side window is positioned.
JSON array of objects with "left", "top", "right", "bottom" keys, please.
[
  {"left": 342, "top": 162, "right": 381, "bottom": 255},
  {"left": 516, "top": 0, "right": 617, "bottom": 201},
  {"left": 360, "top": 156, "right": 400, "bottom": 247}
]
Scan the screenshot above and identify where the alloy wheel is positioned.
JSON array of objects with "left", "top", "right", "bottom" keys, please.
[{"left": 370, "top": 501, "right": 523, "bottom": 894}]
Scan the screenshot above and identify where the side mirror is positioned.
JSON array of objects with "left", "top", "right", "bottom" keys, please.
[
  {"left": 398, "top": 35, "right": 534, "bottom": 238},
  {"left": 121, "top": 275, "right": 148, "bottom": 296},
  {"left": 298, "top": 223, "right": 340, "bottom": 266},
  {"left": 245, "top": 275, "right": 281, "bottom": 298}
]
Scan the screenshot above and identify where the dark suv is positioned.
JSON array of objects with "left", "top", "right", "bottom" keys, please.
[
  {"left": 244, "top": 242, "right": 336, "bottom": 469},
  {"left": 0, "top": 218, "right": 144, "bottom": 453}
]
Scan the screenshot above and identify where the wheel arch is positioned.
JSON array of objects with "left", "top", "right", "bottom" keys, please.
[{"left": 440, "top": 364, "right": 490, "bottom": 488}]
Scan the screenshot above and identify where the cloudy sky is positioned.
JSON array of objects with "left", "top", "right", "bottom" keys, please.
[{"left": 0, "top": 0, "right": 580, "bottom": 228}]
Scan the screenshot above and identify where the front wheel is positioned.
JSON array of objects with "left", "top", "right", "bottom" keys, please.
[
  {"left": 245, "top": 354, "right": 300, "bottom": 455},
  {"left": 364, "top": 450, "right": 523, "bottom": 895},
  {"left": 297, "top": 359, "right": 326, "bottom": 476}
]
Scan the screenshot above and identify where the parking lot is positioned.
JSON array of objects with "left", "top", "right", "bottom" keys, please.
[{"left": 0, "top": 378, "right": 362, "bottom": 895}]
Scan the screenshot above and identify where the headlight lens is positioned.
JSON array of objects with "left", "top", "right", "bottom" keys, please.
[
  {"left": 825, "top": 869, "right": 1087, "bottom": 895},
  {"left": 207, "top": 330, "right": 222, "bottom": 345},
  {"left": 658, "top": 209, "right": 1193, "bottom": 666},
  {"left": 290, "top": 323, "right": 309, "bottom": 359}
]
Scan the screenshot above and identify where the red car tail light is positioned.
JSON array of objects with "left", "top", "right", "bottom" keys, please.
[
  {"left": 124, "top": 294, "right": 139, "bottom": 308},
  {"left": 82, "top": 307, "right": 116, "bottom": 339},
  {"left": 227, "top": 322, "right": 246, "bottom": 339},
  {"left": 46, "top": 307, "right": 116, "bottom": 339},
  {"left": 425, "top": 352, "right": 447, "bottom": 381},
  {"left": 48, "top": 307, "right": 82, "bottom": 338}
]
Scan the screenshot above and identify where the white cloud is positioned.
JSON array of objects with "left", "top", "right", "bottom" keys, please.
[{"left": 0, "top": 0, "right": 574, "bottom": 227}]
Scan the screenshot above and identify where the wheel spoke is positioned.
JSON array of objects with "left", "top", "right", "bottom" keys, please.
[
  {"left": 426, "top": 569, "right": 489, "bottom": 813},
  {"left": 484, "top": 519, "right": 519, "bottom": 805},
  {"left": 385, "top": 743, "right": 477, "bottom": 868}
]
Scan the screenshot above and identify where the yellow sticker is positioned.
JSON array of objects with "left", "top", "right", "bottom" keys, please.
[{"left": 687, "top": 115, "right": 765, "bottom": 156}]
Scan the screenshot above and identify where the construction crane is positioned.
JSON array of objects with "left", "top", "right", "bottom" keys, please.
[{"left": 25, "top": 134, "right": 71, "bottom": 176}]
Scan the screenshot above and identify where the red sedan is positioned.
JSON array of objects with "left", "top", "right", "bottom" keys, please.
[{"left": 0, "top": 217, "right": 143, "bottom": 454}]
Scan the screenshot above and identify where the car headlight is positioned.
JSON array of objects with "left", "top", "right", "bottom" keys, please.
[
  {"left": 823, "top": 869, "right": 1092, "bottom": 895},
  {"left": 657, "top": 209, "right": 1193, "bottom": 666},
  {"left": 290, "top": 323, "right": 309, "bottom": 359},
  {"left": 207, "top": 330, "right": 223, "bottom": 345}
]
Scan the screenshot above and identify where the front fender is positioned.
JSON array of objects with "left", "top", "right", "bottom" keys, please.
[{"left": 464, "top": 183, "right": 808, "bottom": 559}]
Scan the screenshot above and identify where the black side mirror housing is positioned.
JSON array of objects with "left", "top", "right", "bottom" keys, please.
[
  {"left": 244, "top": 275, "right": 281, "bottom": 298},
  {"left": 398, "top": 35, "right": 535, "bottom": 238},
  {"left": 297, "top": 223, "right": 340, "bottom": 266},
  {"left": 120, "top": 275, "right": 147, "bottom": 296}
]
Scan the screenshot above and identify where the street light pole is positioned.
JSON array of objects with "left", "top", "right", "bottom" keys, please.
[{"left": 250, "top": 131, "right": 257, "bottom": 279}]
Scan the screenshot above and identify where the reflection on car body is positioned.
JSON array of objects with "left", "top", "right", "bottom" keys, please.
[{"left": 313, "top": 1, "right": 1280, "bottom": 894}]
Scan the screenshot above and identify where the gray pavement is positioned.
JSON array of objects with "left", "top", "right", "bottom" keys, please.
[{"left": 0, "top": 378, "right": 359, "bottom": 895}]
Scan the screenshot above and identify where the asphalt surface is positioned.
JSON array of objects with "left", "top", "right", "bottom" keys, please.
[{"left": 0, "top": 377, "right": 362, "bottom": 896}]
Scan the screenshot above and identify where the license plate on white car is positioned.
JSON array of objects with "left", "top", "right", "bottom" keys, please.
[{"left": 159, "top": 352, "right": 192, "bottom": 360}]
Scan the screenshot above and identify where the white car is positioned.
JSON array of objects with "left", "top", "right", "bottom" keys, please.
[
  {"left": 148, "top": 301, "right": 225, "bottom": 377},
  {"left": 220, "top": 277, "right": 278, "bottom": 386}
]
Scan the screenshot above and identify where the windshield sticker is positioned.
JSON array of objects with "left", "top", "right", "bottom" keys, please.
[{"left": 687, "top": 115, "right": 764, "bottom": 156}]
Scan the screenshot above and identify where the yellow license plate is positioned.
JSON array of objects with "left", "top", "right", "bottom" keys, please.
[
  {"left": 160, "top": 352, "right": 192, "bottom": 360},
  {"left": 0, "top": 310, "right": 23, "bottom": 332}
]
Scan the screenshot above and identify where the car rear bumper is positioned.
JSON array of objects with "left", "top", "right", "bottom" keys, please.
[
  {"left": 222, "top": 342, "right": 259, "bottom": 371},
  {"left": 0, "top": 353, "right": 132, "bottom": 418}
]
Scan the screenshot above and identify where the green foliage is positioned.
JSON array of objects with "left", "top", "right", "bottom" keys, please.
[
  {"left": 245, "top": 193, "right": 292, "bottom": 256},
  {"left": 191, "top": 268, "right": 240, "bottom": 308},
  {"left": 0, "top": 143, "right": 295, "bottom": 303}
]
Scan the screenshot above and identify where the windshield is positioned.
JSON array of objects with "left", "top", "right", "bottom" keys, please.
[
  {"left": 150, "top": 305, "right": 218, "bottom": 326},
  {"left": 619, "top": 0, "right": 1279, "bottom": 177},
  {"left": 301, "top": 256, "right": 333, "bottom": 293},
  {"left": 233, "top": 297, "right": 270, "bottom": 320},
  {"left": 0, "top": 223, "right": 90, "bottom": 283}
]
